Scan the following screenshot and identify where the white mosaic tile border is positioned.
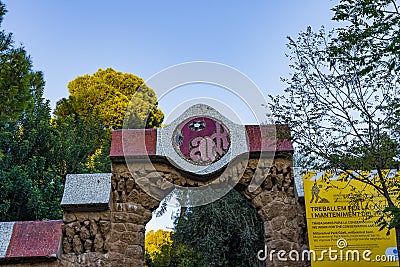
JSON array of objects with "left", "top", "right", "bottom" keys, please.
[
  {"left": 0, "top": 222, "right": 14, "bottom": 258},
  {"left": 157, "top": 104, "right": 248, "bottom": 175}
]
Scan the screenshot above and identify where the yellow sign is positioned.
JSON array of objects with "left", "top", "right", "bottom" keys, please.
[{"left": 302, "top": 169, "right": 399, "bottom": 266}]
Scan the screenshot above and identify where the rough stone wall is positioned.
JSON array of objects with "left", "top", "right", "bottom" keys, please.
[
  {"left": 59, "top": 211, "right": 111, "bottom": 267},
  {"left": 55, "top": 156, "right": 307, "bottom": 267}
]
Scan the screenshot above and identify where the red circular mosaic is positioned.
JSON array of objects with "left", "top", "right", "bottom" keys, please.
[{"left": 173, "top": 117, "right": 231, "bottom": 165}]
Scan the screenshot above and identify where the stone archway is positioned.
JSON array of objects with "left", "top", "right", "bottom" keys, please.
[
  {"left": 108, "top": 158, "right": 306, "bottom": 267},
  {"left": 59, "top": 104, "right": 307, "bottom": 267}
]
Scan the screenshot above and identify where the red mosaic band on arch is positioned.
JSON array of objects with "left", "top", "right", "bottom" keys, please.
[{"left": 110, "top": 124, "right": 294, "bottom": 158}]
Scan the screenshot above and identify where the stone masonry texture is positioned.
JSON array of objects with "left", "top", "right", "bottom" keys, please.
[{"left": 1, "top": 157, "right": 308, "bottom": 267}]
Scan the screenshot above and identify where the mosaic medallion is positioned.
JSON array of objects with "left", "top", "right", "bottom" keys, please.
[
  {"left": 173, "top": 117, "right": 231, "bottom": 166},
  {"left": 156, "top": 104, "right": 247, "bottom": 176}
]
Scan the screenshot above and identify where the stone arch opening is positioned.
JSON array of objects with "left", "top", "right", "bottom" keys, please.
[
  {"left": 145, "top": 191, "right": 178, "bottom": 234},
  {"left": 143, "top": 181, "right": 266, "bottom": 266}
]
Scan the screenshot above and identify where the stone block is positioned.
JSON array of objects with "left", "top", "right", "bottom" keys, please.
[
  {"left": 125, "top": 245, "right": 143, "bottom": 258},
  {"left": 79, "top": 226, "right": 90, "bottom": 239},
  {"left": 63, "top": 212, "right": 77, "bottom": 223},
  {"left": 94, "top": 234, "right": 105, "bottom": 252},
  {"left": 90, "top": 220, "right": 98, "bottom": 236},
  {"left": 110, "top": 240, "right": 128, "bottom": 255},
  {"left": 61, "top": 173, "right": 112, "bottom": 211},
  {"left": 99, "top": 221, "right": 111, "bottom": 236},
  {"left": 73, "top": 235, "right": 83, "bottom": 254},
  {"left": 271, "top": 216, "right": 287, "bottom": 231},
  {"left": 84, "top": 239, "right": 93, "bottom": 252},
  {"left": 125, "top": 223, "right": 143, "bottom": 232},
  {"left": 113, "top": 213, "right": 128, "bottom": 223},
  {"left": 112, "top": 223, "right": 126, "bottom": 233}
]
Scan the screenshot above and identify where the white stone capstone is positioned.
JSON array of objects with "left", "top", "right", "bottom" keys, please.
[{"left": 61, "top": 173, "right": 112, "bottom": 211}]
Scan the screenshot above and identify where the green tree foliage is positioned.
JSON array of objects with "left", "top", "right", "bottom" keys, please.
[
  {"left": 144, "top": 229, "right": 201, "bottom": 267},
  {"left": 0, "top": 75, "right": 107, "bottom": 221},
  {"left": 270, "top": 0, "right": 400, "bottom": 260},
  {"left": 54, "top": 68, "right": 165, "bottom": 174},
  {"left": 55, "top": 68, "right": 164, "bottom": 130},
  {"left": 331, "top": 1, "right": 400, "bottom": 238},
  {"left": 0, "top": 75, "right": 63, "bottom": 220},
  {"left": 331, "top": 0, "right": 400, "bottom": 73},
  {"left": 0, "top": 3, "right": 34, "bottom": 125},
  {"left": 334, "top": 0, "right": 400, "bottom": 253},
  {"left": 169, "top": 244, "right": 201, "bottom": 267},
  {"left": 0, "top": 2, "right": 62, "bottom": 220},
  {"left": 0, "top": 2, "right": 36, "bottom": 161},
  {"left": 145, "top": 229, "right": 174, "bottom": 267},
  {"left": 53, "top": 113, "right": 108, "bottom": 175},
  {"left": 0, "top": 1, "right": 106, "bottom": 221},
  {"left": 172, "top": 190, "right": 264, "bottom": 267}
]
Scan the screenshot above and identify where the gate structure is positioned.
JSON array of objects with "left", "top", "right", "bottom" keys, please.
[{"left": 58, "top": 104, "right": 307, "bottom": 267}]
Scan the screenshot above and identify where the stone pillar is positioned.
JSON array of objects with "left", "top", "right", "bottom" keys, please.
[
  {"left": 108, "top": 163, "right": 160, "bottom": 267},
  {"left": 237, "top": 157, "right": 308, "bottom": 267},
  {"left": 59, "top": 173, "right": 112, "bottom": 266}
]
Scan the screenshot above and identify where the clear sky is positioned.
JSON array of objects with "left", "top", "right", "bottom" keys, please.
[
  {"left": 1, "top": 0, "right": 339, "bottom": 230},
  {"left": 2, "top": 0, "right": 339, "bottom": 124}
]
